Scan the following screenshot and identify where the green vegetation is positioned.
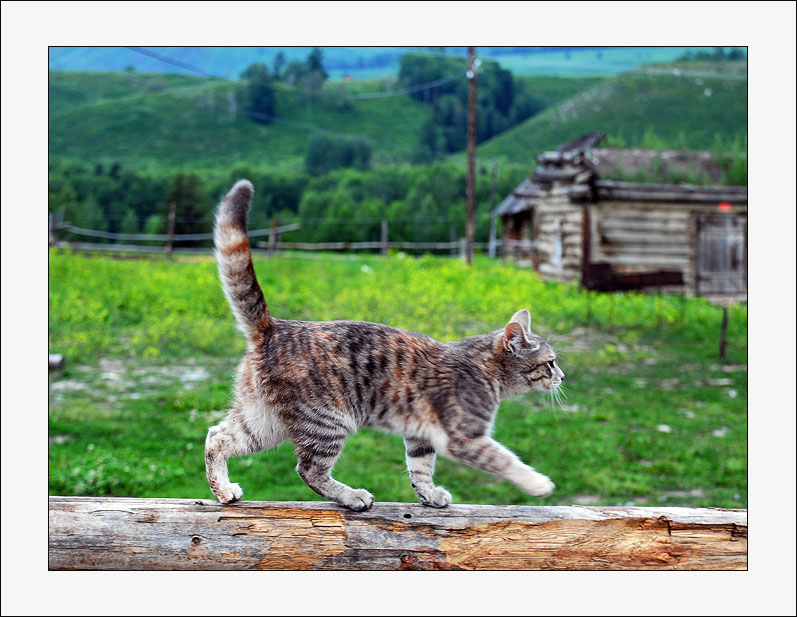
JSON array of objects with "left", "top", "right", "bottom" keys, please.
[
  {"left": 48, "top": 72, "right": 433, "bottom": 171},
  {"left": 678, "top": 47, "right": 746, "bottom": 62},
  {"left": 49, "top": 250, "right": 747, "bottom": 508},
  {"left": 476, "top": 66, "right": 747, "bottom": 166},
  {"left": 49, "top": 158, "right": 529, "bottom": 242},
  {"left": 48, "top": 68, "right": 607, "bottom": 172},
  {"left": 400, "top": 52, "right": 542, "bottom": 158}
]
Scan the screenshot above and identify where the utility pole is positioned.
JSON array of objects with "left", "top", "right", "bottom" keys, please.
[{"left": 466, "top": 46, "right": 477, "bottom": 266}]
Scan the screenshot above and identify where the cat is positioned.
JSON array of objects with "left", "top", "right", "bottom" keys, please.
[{"left": 206, "top": 180, "right": 565, "bottom": 511}]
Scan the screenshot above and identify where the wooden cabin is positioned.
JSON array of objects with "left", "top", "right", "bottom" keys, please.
[{"left": 495, "top": 133, "right": 747, "bottom": 301}]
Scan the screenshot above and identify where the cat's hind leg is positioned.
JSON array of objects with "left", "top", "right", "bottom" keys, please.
[
  {"left": 292, "top": 416, "right": 373, "bottom": 511},
  {"left": 205, "top": 402, "right": 287, "bottom": 504},
  {"left": 404, "top": 437, "right": 451, "bottom": 508}
]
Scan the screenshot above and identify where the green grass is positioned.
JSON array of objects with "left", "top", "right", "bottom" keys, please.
[
  {"left": 49, "top": 250, "right": 747, "bottom": 508},
  {"left": 49, "top": 72, "right": 434, "bottom": 172},
  {"left": 475, "top": 63, "right": 747, "bottom": 164},
  {"left": 49, "top": 71, "right": 612, "bottom": 172}
]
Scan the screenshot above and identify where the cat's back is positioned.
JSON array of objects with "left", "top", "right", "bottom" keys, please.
[
  {"left": 258, "top": 318, "right": 444, "bottom": 377},
  {"left": 248, "top": 319, "right": 447, "bottom": 424}
]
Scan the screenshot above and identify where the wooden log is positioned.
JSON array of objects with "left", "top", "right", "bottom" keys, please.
[
  {"left": 596, "top": 186, "right": 748, "bottom": 204},
  {"left": 48, "top": 497, "right": 746, "bottom": 571}
]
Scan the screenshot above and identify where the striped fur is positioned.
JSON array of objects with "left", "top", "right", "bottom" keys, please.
[{"left": 206, "top": 181, "right": 565, "bottom": 510}]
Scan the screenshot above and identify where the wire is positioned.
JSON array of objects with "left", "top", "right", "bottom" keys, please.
[
  {"left": 125, "top": 47, "right": 222, "bottom": 79},
  {"left": 62, "top": 222, "right": 301, "bottom": 241},
  {"left": 347, "top": 74, "right": 459, "bottom": 99}
]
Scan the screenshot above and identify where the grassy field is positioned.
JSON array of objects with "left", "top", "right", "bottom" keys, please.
[
  {"left": 475, "top": 62, "right": 747, "bottom": 164},
  {"left": 48, "top": 249, "right": 747, "bottom": 508}
]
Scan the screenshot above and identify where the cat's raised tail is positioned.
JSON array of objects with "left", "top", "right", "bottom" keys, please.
[{"left": 214, "top": 180, "right": 273, "bottom": 342}]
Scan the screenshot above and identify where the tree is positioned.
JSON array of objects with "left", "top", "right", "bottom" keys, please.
[
  {"left": 283, "top": 60, "right": 305, "bottom": 85},
  {"left": 241, "top": 63, "right": 275, "bottom": 124},
  {"left": 165, "top": 173, "right": 210, "bottom": 237},
  {"left": 120, "top": 209, "right": 140, "bottom": 234},
  {"left": 272, "top": 51, "right": 286, "bottom": 80},
  {"left": 304, "top": 136, "right": 372, "bottom": 176},
  {"left": 306, "top": 48, "right": 328, "bottom": 80}
]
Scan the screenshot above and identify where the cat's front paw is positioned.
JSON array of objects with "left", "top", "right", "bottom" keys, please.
[
  {"left": 216, "top": 482, "right": 244, "bottom": 504},
  {"left": 521, "top": 473, "right": 555, "bottom": 498},
  {"left": 419, "top": 486, "right": 452, "bottom": 508},
  {"left": 341, "top": 488, "right": 374, "bottom": 511}
]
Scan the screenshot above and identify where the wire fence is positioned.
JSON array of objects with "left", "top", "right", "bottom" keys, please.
[{"left": 50, "top": 217, "right": 534, "bottom": 257}]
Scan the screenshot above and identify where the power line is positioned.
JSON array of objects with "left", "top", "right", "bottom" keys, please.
[{"left": 126, "top": 47, "right": 222, "bottom": 79}]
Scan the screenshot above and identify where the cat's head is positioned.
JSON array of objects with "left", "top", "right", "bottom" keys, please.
[{"left": 500, "top": 309, "right": 565, "bottom": 394}]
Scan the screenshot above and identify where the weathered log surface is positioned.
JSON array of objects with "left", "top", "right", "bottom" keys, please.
[{"left": 48, "top": 497, "right": 747, "bottom": 571}]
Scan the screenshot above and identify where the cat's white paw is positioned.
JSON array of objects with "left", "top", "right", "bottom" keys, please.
[
  {"left": 521, "top": 473, "right": 555, "bottom": 498},
  {"left": 217, "top": 482, "right": 244, "bottom": 504},
  {"left": 420, "top": 486, "right": 452, "bottom": 508},
  {"left": 341, "top": 488, "right": 374, "bottom": 511}
]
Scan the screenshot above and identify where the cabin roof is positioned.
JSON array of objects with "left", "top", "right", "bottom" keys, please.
[{"left": 494, "top": 133, "right": 748, "bottom": 216}]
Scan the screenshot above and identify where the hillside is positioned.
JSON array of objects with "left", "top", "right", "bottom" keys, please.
[
  {"left": 475, "top": 61, "right": 747, "bottom": 164},
  {"left": 48, "top": 72, "right": 602, "bottom": 172},
  {"left": 49, "top": 72, "right": 434, "bottom": 172}
]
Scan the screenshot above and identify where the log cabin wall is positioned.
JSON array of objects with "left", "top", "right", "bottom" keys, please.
[
  {"left": 532, "top": 184, "right": 584, "bottom": 282},
  {"left": 591, "top": 201, "right": 747, "bottom": 297}
]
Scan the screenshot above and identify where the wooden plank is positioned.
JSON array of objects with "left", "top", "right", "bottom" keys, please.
[
  {"left": 601, "top": 245, "right": 692, "bottom": 257},
  {"left": 600, "top": 200, "right": 748, "bottom": 215},
  {"left": 595, "top": 182, "right": 748, "bottom": 204},
  {"left": 602, "top": 255, "right": 692, "bottom": 268},
  {"left": 601, "top": 231, "right": 691, "bottom": 245},
  {"left": 48, "top": 497, "right": 747, "bottom": 571},
  {"left": 600, "top": 221, "right": 690, "bottom": 234}
]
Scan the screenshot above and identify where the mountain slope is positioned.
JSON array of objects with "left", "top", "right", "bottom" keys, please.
[
  {"left": 476, "top": 63, "right": 747, "bottom": 162},
  {"left": 49, "top": 72, "right": 434, "bottom": 171},
  {"left": 49, "top": 72, "right": 604, "bottom": 172}
]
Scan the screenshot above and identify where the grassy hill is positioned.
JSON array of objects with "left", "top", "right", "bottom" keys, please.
[
  {"left": 49, "top": 72, "right": 433, "bottom": 173},
  {"left": 48, "top": 72, "right": 603, "bottom": 173},
  {"left": 50, "top": 62, "right": 746, "bottom": 177},
  {"left": 475, "top": 61, "right": 747, "bottom": 163}
]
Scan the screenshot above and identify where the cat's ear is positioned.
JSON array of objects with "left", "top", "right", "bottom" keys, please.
[
  {"left": 503, "top": 321, "right": 529, "bottom": 354},
  {"left": 509, "top": 308, "right": 531, "bottom": 333}
]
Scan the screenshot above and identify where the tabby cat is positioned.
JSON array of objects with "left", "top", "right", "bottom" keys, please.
[{"left": 206, "top": 180, "right": 565, "bottom": 510}]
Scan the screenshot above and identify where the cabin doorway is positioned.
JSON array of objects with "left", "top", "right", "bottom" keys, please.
[{"left": 696, "top": 213, "right": 747, "bottom": 295}]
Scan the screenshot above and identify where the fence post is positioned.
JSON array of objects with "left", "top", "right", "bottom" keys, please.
[
  {"left": 488, "top": 161, "right": 498, "bottom": 258},
  {"left": 719, "top": 305, "right": 729, "bottom": 361},
  {"left": 165, "top": 201, "right": 177, "bottom": 261},
  {"left": 459, "top": 237, "right": 466, "bottom": 259},
  {"left": 267, "top": 217, "right": 279, "bottom": 259},
  {"left": 381, "top": 219, "right": 388, "bottom": 257},
  {"left": 49, "top": 212, "right": 56, "bottom": 247},
  {"left": 449, "top": 227, "right": 457, "bottom": 258}
]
